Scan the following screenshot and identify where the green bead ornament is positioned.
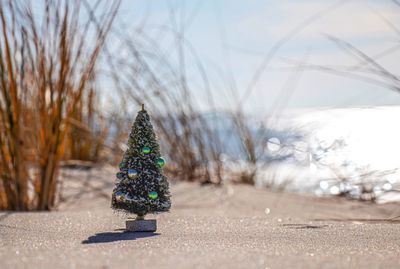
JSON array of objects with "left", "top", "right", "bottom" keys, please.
[
  {"left": 148, "top": 191, "right": 158, "bottom": 200},
  {"left": 142, "top": 146, "right": 151, "bottom": 154},
  {"left": 157, "top": 157, "right": 166, "bottom": 167},
  {"left": 127, "top": 169, "right": 139, "bottom": 179}
]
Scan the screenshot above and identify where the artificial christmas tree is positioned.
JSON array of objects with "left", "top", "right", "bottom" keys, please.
[{"left": 111, "top": 104, "right": 171, "bottom": 231}]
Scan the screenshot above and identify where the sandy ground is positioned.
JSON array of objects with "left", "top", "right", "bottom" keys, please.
[{"left": 1, "top": 166, "right": 400, "bottom": 269}]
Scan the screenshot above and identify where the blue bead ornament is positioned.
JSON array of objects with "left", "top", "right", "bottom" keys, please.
[
  {"left": 127, "top": 169, "right": 139, "bottom": 179},
  {"left": 157, "top": 157, "right": 166, "bottom": 167}
]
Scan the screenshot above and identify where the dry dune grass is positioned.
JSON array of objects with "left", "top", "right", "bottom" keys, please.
[{"left": 0, "top": 0, "right": 119, "bottom": 210}]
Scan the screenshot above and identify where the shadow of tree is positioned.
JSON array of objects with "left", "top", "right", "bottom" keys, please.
[{"left": 82, "top": 231, "right": 159, "bottom": 244}]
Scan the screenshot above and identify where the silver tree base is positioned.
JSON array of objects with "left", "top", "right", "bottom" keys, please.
[{"left": 126, "top": 219, "right": 157, "bottom": 232}]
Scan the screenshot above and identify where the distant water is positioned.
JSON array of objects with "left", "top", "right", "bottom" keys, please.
[{"left": 221, "top": 106, "right": 400, "bottom": 203}]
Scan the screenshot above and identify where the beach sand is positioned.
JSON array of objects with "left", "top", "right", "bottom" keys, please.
[{"left": 1, "top": 167, "right": 399, "bottom": 268}]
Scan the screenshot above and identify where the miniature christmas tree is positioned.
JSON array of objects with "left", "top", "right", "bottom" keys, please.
[{"left": 111, "top": 104, "right": 171, "bottom": 225}]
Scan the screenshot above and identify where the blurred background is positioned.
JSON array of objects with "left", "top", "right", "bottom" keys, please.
[{"left": 1, "top": 0, "right": 400, "bottom": 211}]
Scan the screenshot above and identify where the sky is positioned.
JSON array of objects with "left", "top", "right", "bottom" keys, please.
[{"left": 111, "top": 0, "right": 400, "bottom": 115}]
